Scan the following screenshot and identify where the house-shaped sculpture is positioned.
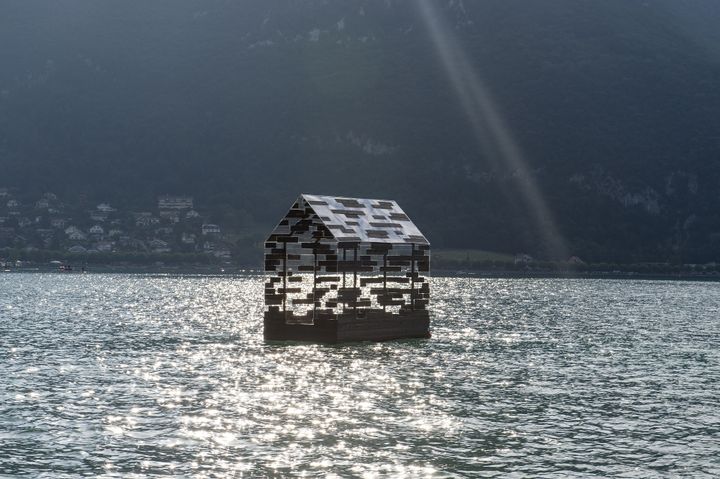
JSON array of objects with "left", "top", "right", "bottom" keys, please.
[{"left": 264, "top": 194, "right": 430, "bottom": 342}]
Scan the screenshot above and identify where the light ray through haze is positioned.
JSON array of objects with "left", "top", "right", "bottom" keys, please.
[{"left": 416, "top": 0, "right": 569, "bottom": 260}]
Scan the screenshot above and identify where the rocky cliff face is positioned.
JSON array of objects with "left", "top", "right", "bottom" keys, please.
[{"left": 1, "top": 0, "right": 720, "bottom": 262}]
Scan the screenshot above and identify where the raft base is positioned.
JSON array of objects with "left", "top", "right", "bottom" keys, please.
[{"left": 264, "top": 309, "right": 430, "bottom": 343}]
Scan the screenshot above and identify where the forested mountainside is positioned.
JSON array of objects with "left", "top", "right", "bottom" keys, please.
[{"left": 2, "top": 0, "right": 720, "bottom": 262}]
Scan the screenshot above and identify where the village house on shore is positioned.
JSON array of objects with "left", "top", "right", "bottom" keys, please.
[{"left": 0, "top": 189, "right": 234, "bottom": 259}]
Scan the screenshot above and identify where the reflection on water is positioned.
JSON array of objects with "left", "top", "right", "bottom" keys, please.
[{"left": 1, "top": 274, "right": 719, "bottom": 477}]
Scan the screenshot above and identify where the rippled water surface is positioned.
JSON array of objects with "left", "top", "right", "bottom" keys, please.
[{"left": 1, "top": 273, "right": 719, "bottom": 477}]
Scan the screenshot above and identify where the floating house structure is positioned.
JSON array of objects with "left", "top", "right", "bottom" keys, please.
[{"left": 264, "top": 194, "right": 430, "bottom": 342}]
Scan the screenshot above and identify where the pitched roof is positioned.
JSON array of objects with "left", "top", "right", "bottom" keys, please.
[{"left": 296, "top": 194, "right": 429, "bottom": 245}]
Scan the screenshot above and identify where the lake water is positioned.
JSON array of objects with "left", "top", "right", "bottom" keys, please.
[{"left": 1, "top": 273, "right": 719, "bottom": 477}]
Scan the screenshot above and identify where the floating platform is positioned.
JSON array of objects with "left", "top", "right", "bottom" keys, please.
[{"left": 264, "top": 309, "right": 430, "bottom": 343}]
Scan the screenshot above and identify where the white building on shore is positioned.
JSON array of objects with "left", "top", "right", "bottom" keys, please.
[{"left": 158, "top": 195, "right": 193, "bottom": 210}]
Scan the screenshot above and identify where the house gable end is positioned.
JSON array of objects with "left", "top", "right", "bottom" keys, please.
[{"left": 265, "top": 196, "right": 335, "bottom": 244}]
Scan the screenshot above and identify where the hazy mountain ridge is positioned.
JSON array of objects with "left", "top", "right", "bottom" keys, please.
[{"left": 2, "top": 0, "right": 720, "bottom": 262}]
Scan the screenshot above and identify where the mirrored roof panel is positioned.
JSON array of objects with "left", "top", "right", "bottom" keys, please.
[{"left": 300, "top": 194, "right": 429, "bottom": 245}]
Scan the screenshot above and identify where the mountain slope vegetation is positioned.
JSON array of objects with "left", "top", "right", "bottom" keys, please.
[{"left": 2, "top": 0, "right": 720, "bottom": 262}]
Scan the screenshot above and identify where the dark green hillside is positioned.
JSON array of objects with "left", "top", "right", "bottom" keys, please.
[{"left": 2, "top": 0, "right": 720, "bottom": 262}]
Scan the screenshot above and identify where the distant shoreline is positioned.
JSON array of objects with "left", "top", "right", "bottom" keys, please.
[
  {"left": 433, "top": 269, "right": 720, "bottom": 282},
  {"left": 3, "top": 265, "right": 719, "bottom": 282}
]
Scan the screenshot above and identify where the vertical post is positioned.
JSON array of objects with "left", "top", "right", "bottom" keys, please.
[
  {"left": 342, "top": 248, "right": 347, "bottom": 289},
  {"left": 410, "top": 243, "right": 415, "bottom": 311},
  {"left": 383, "top": 251, "right": 387, "bottom": 313},
  {"left": 313, "top": 239, "right": 318, "bottom": 321},
  {"left": 353, "top": 246, "right": 358, "bottom": 317},
  {"left": 282, "top": 241, "right": 287, "bottom": 313}
]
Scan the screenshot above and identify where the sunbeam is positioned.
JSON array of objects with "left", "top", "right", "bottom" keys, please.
[{"left": 415, "top": 0, "right": 569, "bottom": 260}]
